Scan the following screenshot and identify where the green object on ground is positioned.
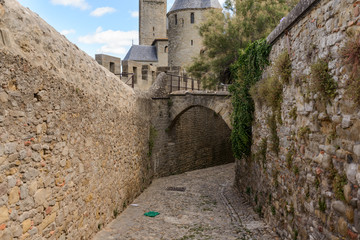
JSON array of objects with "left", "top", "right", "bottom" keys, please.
[{"left": 144, "top": 211, "right": 160, "bottom": 217}]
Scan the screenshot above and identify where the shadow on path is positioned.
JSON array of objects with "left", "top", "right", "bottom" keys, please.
[{"left": 93, "top": 163, "right": 279, "bottom": 240}]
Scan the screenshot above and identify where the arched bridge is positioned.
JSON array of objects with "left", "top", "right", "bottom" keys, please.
[
  {"left": 168, "top": 91, "right": 232, "bottom": 130},
  {"left": 150, "top": 84, "right": 234, "bottom": 177}
]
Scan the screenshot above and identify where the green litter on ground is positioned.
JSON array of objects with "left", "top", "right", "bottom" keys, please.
[{"left": 144, "top": 211, "right": 160, "bottom": 217}]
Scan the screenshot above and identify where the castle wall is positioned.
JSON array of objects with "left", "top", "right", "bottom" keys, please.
[
  {"left": 95, "top": 54, "right": 121, "bottom": 76},
  {"left": 168, "top": 9, "right": 213, "bottom": 67},
  {"left": 0, "top": 1, "right": 153, "bottom": 239},
  {"left": 122, "top": 60, "right": 157, "bottom": 91},
  {"left": 154, "top": 40, "right": 169, "bottom": 67},
  {"left": 139, "top": 0, "right": 167, "bottom": 45},
  {"left": 235, "top": 0, "right": 360, "bottom": 239}
]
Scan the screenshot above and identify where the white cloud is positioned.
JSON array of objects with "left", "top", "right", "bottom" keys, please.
[
  {"left": 78, "top": 27, "right": 139, "bottom": 56},
  {"left": 90, "top": 7, "right": 116, "bottom": 17},
  {"left": 219, "top": 0, "right": 226, "bottom": 6},
  {"left": 130, "top": 11, "right": 139, "bottom": 18},
  {"left": 60, "top": 29, "right": 76, "bottom": 36},
  {"left": 51, "top": 0, "right": 90, "bottom": 10}
]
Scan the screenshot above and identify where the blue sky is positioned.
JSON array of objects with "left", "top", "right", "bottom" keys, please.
[{"left": 17, "top": 0, "right": 225, "bottom": 60}]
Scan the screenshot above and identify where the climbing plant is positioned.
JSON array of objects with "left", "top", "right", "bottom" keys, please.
[{"left": 229, "top": 39, "right": 271, "bottom": 159}]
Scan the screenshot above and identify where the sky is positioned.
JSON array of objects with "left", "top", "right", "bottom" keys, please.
[{"left": 17, "top": 0, "right": 226, "bottom": 60}]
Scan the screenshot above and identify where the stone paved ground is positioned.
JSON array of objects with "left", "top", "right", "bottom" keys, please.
[{"left": 93, "top": 164, "right": 279, "bottom": 240}]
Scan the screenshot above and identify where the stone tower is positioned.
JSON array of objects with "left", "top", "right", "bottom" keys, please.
[
  {"left": 167, "top": 0, "right": 222, "bottom": 67},
  {"left": 139, "top": 0, "right": 167, "bottom": 46}
]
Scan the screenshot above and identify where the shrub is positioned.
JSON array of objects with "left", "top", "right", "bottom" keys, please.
[
  {"left": 310, "top": 59, "right": 337, "bottom": 102},
  {"left": 340, "top": 34, "right": 360, "bottom": 104},
  {"left": 333, "top": 173, "right": 347, "bottom": 201},
  {"left": 273, "top": 50, "right": 292, "bottom": 84},
  {"left": 319, "top": 197, "right": 326, "bottom": 213},
  {"left": 251, "top": 76, "right": 283, "bottom": 123},
  {"left": 268, "top": 114, "right": 280, "bottom": 156},
  {"left": 258, "top": 137, "right": 268, "bottom": 168},
  {"left": 286, "top": 148, "right": 295, "bottom": 169}
]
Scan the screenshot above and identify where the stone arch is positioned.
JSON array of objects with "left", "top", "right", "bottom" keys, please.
[
  {"left": 168, "top": 93, "right": 233, "bottom": 130},
  {"left": 163, "top": 104, "right": 234, "bottom": 176}
]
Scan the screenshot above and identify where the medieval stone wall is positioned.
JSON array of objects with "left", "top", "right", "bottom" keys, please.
[
  {"left": 0, "top": 1, "right": 153, "bottom": 239},
  {"left": 235, "top": 0, "right": 360, "bottom": 239},
  {"left": 151, "top": 98, "right": 234, "bottom": 177}
]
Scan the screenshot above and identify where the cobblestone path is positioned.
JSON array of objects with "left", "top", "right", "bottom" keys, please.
[{"left": 93, "top": 164, "right": 279, "bottom": 240}]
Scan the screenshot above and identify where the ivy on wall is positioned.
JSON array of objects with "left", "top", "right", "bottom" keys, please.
[{"left": 229, "top": 39, "right": 271, "bottom": 159}]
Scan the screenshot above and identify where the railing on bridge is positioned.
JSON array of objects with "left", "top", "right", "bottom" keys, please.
[
  {"left": 166, "top": 74, "right": 230, "bottom": 93},
  {"left": 119, "top": 72, "right": 230, "bottom": 93}
]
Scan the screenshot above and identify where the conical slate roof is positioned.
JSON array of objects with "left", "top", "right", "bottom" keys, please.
[{"left": 169, "top": 0, "right": 222, "bottom": 14}]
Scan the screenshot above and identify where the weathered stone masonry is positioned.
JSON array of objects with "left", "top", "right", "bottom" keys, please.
[
  {"left": 150, "top": 81, "right": 234, "bottom": 177},
  {"left": 0, "top": 1, "right": 153, "bottom": 239},
  {"left": 235, "top": 0, "right": 360, "bottom": 239}
]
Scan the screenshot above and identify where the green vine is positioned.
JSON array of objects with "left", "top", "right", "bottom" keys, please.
[{"left": 229, "top": 39, "right": 271, "bottom": 159}]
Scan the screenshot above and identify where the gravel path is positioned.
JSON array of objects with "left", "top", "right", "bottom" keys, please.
[{"left": 93, "top": 163, "right": 279, "bottom": 240}]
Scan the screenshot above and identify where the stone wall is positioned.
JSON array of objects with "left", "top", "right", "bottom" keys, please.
[
  {"left": 235, "top": 0, "right": 360, "bottom": 239},
  {"left": 0, "top": 1, "right": 153, "bottom": 239},
  {"left": 150, "top": 88, "right": 234, "bottom": 177},
  {"left": 122, "top": 60, "right": 157, "bottom": 91},
  {"left": 95, "top": 54, "right": 121, "bottom": 76}
]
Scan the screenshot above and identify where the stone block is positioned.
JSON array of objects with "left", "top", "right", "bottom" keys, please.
[
  {"left": 34, "top": 188, "right": 51, "bottom": 207},
  {"left": 346, "top": 206, "right": 354, "bottom": 223},
  {"left": 0, "top": 144, "right": 4, "bottom": 156},
  {"left": 8, "top": 186, "right": 20, "bottom": 205},
  {"left": 344, "top": 184, "right": 352, "bottom": 203},
  {"left": 332, "top": 200, "right": 346, "bottom": 215},
  {"left": 337, "top": 217, "right": 348, "bottom": 237},
  {"left": 4, "top": 142, "right": 17, "bottom": 155},
  {"left": 346, "top": 163, "right": 358, "bottom": 185},
  {"left": 353, "top": 145, "right": 360, "bottom": 158},
  {"left": 38, "top": 212, "right": 56, "bottom": 233},
  {"left": 0, "top": 206, "right": 9, "bottom": 224},
  {"left": 28, "top": 181, "right": 37, "bottom": 196},
  {"left": 342, "top": 115, "right": 352, "bottom": 129},
  {"left": 22, "top": 219, "right": 32, "bottom": 233},
  {"left": 0, "top": 92, "right": 8, "bottom": 103}
]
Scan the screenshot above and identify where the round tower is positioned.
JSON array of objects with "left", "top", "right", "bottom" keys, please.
[{"left": 167, "top": 0, "right": 222, "bottom": 68}]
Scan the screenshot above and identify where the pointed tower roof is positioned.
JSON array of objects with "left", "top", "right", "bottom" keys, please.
[{"left": 168, "top": 0, "right": 222, "bottom": 14}]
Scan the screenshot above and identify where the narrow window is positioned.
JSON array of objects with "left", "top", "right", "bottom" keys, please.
[
  {"left": 190, "top": 12, "right": 195, "bottom": 24},
  {"left": 153, "top": 27, "right": 155, "bottom": 31},
  {"left": 164, "top": 46, "right": 168, "bottom": 53},
  {"left": 175, "top": 14, "right": 177, "bottom": 25},
  {"left": 191, "top": 40, "right": 194, "bottom": 46},
  {"left": 109, "top": 62, "right": 115, "bottom": 73}
]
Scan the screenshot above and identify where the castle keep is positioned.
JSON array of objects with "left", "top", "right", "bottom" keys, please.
[{"left": 120, "top": 0, "right": 222, "bottom": 90}]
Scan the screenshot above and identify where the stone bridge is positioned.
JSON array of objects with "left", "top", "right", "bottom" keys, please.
[
  {"left": 149, "top": 75, "right": 234, "bottom": 178},
  {"left": 168, "top": 91, "right": 232, "bottom": 130}
]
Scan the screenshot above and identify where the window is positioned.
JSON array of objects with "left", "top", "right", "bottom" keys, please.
[
  {"left": 190, "top": 13, "right": 195, "bottom": 24},
  {"left": 153, "top": 27, "right": 155, "bottom": 31},
  {"left": 109, "top": 62, "right": 115, "bottom": 73},
  {"left": 175, "top": 14, "right": 177, "bottom": 25},
  {"left": 164, "top": 46, "right": 168, "bottom": 53},
  {"left": 191, "top": 40, "right": 194, "bottom": 46}
]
